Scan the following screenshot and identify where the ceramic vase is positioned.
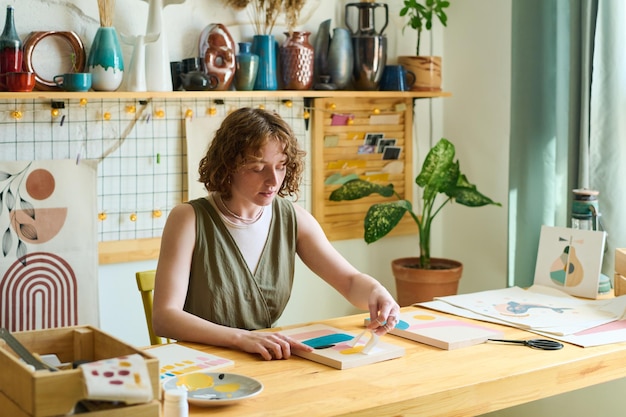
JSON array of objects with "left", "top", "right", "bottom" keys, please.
[
  {"left": 279, "top": 31, "right": 314, "bottom": 90},
  {"left": 198, "top": 23, "right": 236, "bottom": 91},
  {"left": 234, "top": 42, "right": 259, "bottom": 91},
  {"left": 251, "top": 34, "right": 277, "bottom": 91},
  {"left": 313, "top": 19, "right": 331, "bottom": 84},
  {"left": 327, "top": 28, "right": 353, "bottom": 90},
  {"left": 120, "top": 33, "right": 159, "bottom": 92},
  {"left": 143, "top": 0, "right": 183, "bottom": 92},
  {"left": 87, "top": 26, "right": 125, "bottom": 91}
]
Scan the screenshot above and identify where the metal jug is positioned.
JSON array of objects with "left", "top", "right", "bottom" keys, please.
[
  {"left": 345, "top": 1, "right": 389, "bottom": 37},
  {"left": 345, "top": 1, "right": 388, "bottom": 90}
]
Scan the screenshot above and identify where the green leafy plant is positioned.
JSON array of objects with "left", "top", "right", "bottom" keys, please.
[
  {"left": 329, "top": 138, "right": 501, "bottom": 270},
  {"left": 400, "top": 0, "right": 450, "bottom": 56}
]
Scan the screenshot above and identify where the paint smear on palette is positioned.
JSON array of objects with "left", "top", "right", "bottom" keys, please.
[{"left": 176, "top": 373, "right": 239, "bottom": 395}]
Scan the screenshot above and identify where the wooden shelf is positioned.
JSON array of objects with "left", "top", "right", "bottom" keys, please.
[{"left": 0, "top": 90, "right": 451, "bottom": 100}]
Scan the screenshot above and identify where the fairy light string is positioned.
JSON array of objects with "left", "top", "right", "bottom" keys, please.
[{"left": 2, "top": 96, "right": 315, "bottom": 238}]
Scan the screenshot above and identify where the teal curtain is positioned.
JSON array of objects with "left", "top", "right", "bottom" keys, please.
[
  {"left": 510, "top": 0, "right": 626, "bottom": 286},
  {"left": 589, "top": 1, "right": 626, "bottom": 277},
  {"left": 508, "top": 0, "right": 596, "bottom": 286}
]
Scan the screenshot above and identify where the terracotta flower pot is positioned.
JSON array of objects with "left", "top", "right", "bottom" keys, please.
[{"left": 392, "top": 257, "right": 462, "bottom": 306}]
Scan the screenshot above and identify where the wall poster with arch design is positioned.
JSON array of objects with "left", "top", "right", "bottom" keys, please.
[{"left": 0, "top": 159, "right": 99, "bottom": 332}]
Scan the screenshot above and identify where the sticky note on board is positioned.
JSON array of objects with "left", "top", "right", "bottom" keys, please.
[
  {"left": 394, "top": 103, "right": 407, "bottom": 112},
  {"left": 325, "top": 173, "right": 359, "bottom": 185},
  {"left": 327, "top": 160, "right": 367, "bottom": 170},
  {"left": 361, "top": 173, "right": 390, "bottom": 182},
  {"left": 350, "top": 132, "right": 366, "bottom": 140},
  {"left": 369, "top": 114, "right": 400, "bottom": 125},
  {"left": 331, "top": 113, "right": 352, "bottom": 125},
  {"left": 324, "top": 135, "right": 339, "bottom": 147}
]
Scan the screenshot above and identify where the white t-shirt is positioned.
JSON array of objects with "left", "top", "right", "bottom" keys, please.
[{"left": 207, "top": 194, "right": 272, "bottom": 274}]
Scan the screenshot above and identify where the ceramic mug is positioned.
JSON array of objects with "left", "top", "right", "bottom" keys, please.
[
  {"left": 3, "top": 71, "right": 36, "bottom": 92},
  {"left": 379, "top": 65, "right": 416, "bottom": 91},
  {"left": 53, "top": 72, "right": 92, "bottom": 92}
]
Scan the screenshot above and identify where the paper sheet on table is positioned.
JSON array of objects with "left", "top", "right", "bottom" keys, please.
[
  {"left": 423, "top": 286, "right": 626, "bottom": 336},
  {"left": 419, "top": 299, "right": 626, "bottom": 347}
]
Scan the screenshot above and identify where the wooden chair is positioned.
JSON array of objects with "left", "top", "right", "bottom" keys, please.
[{"left": 135, "top": 270, "right": 170, "bottom": 345}]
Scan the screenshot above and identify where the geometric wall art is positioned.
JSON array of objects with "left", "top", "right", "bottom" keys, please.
[
  {"left": 0, "top": 159, "right": 98, "bottom": 331},
  {"left": 533, "top": 225, "right": 607, "bottom": 299}
]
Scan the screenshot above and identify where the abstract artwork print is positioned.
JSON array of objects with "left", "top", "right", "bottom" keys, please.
[
  {"left": 533, "top": 225, "right": 606, "bottom": 299},
  {"left": 0, "top": 159, "right": 98, "bottom": 331}
]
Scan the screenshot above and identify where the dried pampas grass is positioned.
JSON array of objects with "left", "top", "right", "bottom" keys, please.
[
  {"left": 223, "top": 0, "right": 306, "bottom": 35},
  {"left": 97, "top": 0, "right": 115, "bottom": 27},
  {"left": 283, "top": 0, "right": 306, "bottom": 34}
]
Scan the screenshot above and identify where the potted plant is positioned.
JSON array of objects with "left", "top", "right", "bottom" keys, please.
[
  {"left": 397, "top": 0, "right": 450, "bottom": 92},
  {"left": 329, "top": 138, "right": 501, "bottom": 306}
]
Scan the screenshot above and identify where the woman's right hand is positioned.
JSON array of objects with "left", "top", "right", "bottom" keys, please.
[{"left": 235, "top": 331, "right": 314, "bottom": 361}]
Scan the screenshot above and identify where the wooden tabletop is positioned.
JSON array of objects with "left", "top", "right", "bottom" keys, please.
[{"left": 172, "top": 306, "right": 626, "bottom": 416}]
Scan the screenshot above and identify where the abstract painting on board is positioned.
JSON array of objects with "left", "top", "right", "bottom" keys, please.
[
  {"left": 533, "top": 225, "right": 606, "bottom": 299},
  {"left": 277, "top": 323, "right": 405, "bottom": 369}
]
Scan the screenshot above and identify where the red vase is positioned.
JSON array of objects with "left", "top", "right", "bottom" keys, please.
[{"left": 279, "top": 31, "right": 314, "bottom": 90}]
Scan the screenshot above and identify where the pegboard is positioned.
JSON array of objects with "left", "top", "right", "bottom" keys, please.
[{"left": 0, "top": 96, "right": 311, "bottom": 261}]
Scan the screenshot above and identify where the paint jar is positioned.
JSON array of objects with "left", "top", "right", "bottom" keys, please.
[
  {"left": 571, "top": 188, "right": 612, "bottom": 293},
  {"left": 571, "top": 189, "right": 601, "bottom": 231},
  {"left": 163, "top": 389, "right": 188, "bottom": 417}
]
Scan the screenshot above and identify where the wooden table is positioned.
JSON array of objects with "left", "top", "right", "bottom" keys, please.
[{"left": 172, "top": 306, "right": 626, "bottom": 416}]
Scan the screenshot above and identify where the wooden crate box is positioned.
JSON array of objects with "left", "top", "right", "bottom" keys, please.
[{"left": 0, "top": 326, "right": 159, "bottom": 417}]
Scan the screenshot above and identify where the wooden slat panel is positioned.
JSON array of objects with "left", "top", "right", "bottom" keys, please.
[{"left": 312, "top": 97, "right": 414, "bottom": 241}]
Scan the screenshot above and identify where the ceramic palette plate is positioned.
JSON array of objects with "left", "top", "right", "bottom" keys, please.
[{"left": 162, "top": 372, "right": 263, "bottom": 406}]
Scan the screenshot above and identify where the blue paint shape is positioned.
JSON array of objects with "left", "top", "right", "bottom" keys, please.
[
  {"left": 396, "top": 320, "right": 410, "bottom": 330},
  {"left": 302, "top": 333, "right": 353, "bottom": 348}
]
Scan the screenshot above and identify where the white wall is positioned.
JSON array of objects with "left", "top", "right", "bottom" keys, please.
[
  {"left": 442, "top": 2, "right": 626, "bottom": 416},
  {"left": 8, "top": 0, "right": 626, "bottom": 414}
]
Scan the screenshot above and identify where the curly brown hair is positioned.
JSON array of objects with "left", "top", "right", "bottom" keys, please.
[{"left": 198, "top": 107, "right": 306, "bottom": 199}]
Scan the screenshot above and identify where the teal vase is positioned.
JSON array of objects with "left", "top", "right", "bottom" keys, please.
[
  {"left": 234, "top": 42, "right": 259, "bottom": 91},
  {"left": 251, "top": 35, "right": 277, "bottom": 91},
  {"left": 87, "top": 27, "right": 125, "bottom": 91}
]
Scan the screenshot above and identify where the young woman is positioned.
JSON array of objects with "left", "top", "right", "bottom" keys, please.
[{"left": 153, "top": 107, "right": 399, "bottom": 360}]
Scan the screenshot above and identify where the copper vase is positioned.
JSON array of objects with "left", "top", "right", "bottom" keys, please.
[{"left": 279, "top": 31, "right": 314, "bottom": 90}]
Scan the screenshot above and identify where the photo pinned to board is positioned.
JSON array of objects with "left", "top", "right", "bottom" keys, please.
[
  {"left": 533, "top": 225, "right": 607, "bottom": 299},
  {"left": 376, "top": 138, "right": 396, "bottom": 153},
  {"left": 382, "top": 146, "right": 402, "bottom": 160},
  {"left": 363, "top": 132, "right": 384, "bottom": 146},
  {"left": 357, "top": 144, "right": 376, "bottom": 154}
]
